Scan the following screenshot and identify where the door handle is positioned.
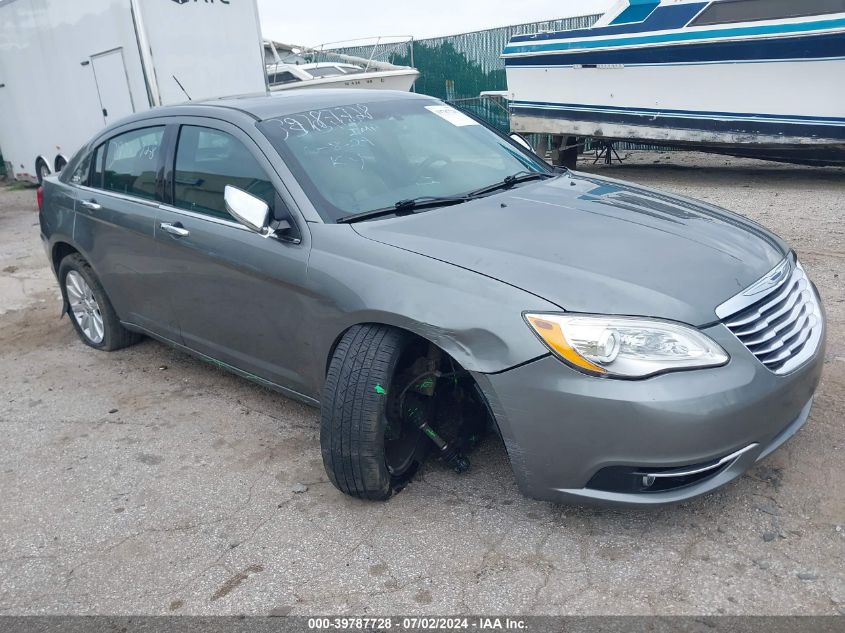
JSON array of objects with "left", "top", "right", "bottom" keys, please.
[
  {"left": 79, "top": 199, "right": 102, "bottom": 211},
  {"left": 160, "top": 222, "right": 190, "bottom": 238}
]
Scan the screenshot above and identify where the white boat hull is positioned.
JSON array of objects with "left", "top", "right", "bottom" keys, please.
[
  {"left": 508, "top": 59, "right": 845, "bottom": 151},
  {"left": 503, "top": 3, "right": 845, "bottom": 165},
  {"left": 270, "top": 69, "right": 419, "bottom": 92},
  {"left": 508, "top": 58, "right": 844, "bottom": 123}
]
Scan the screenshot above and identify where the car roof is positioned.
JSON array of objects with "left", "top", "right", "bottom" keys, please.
[{"left": 145, "top": 89, "right": 437, "bottom": 123}]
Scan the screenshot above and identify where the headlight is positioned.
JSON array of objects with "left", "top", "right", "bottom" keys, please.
[{"left": 524, "top": 313, "right": 729, "bottom": 378}]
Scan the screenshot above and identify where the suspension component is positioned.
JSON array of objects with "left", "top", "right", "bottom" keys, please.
[{"left": 403, "top": 392, "right": 471, "bottom": 474}]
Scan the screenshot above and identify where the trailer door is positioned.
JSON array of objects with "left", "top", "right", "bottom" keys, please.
[{"left": 90, "top": 49, "right": 135, "bottom": 125}]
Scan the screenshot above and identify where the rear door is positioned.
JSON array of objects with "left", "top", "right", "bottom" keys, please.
[
  {"left": 70, "top": 122, "right": 180, "bottom": 341},
  {"left": 90, "top": 49, "right": 135, "bottom": 125},
  {"left": 154, "top": 118, "right": 313, "bottom": 395}
]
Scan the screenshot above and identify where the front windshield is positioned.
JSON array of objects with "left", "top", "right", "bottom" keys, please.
[{"left": 257, "top": 98, "right": 550, "bottom": 222}]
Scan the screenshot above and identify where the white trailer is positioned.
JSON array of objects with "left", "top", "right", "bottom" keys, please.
[{"left": 0, "top": 0, "right": 268, "bottom": 183}]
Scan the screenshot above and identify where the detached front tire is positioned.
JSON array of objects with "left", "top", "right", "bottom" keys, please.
[
  {"left": 321, "top": 325, "right": 429, "bottom": 500},
  {"left": 58, "top": 253, "right": 140, "bottom": 351}
]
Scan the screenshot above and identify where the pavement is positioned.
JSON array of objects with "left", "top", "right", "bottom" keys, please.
[{"left": 0, "top": 152, "right": 843, "bottom": 615}]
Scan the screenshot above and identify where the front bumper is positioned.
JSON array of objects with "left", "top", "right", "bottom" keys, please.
[{"left": 473, "top": 321, "right": 825, "bottom": 506}]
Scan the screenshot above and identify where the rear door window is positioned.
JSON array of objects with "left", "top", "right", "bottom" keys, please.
[
  {"left": 69, "top": 152, "right": 93, "bottom": 186},
  {"left": 173, "top": 125, "right": 275, "bottom": 220},
  {"left": 90, "top": 144, "right": 105, "bottom": 189},
  {"left": 102, "top": 127, "right": 165, "bottom": 200}
]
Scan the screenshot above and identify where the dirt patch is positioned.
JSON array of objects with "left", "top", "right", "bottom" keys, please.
[{"left": 211, "top": 565, "right": 264, "bottom": 601}]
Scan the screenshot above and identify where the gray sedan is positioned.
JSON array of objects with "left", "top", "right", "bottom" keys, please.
[{"left": 38, "top": 90, "right": 826, "bottom": 505}]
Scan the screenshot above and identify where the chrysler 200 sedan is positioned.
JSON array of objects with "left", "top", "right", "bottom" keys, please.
[{"left": 38, "top": 90, "right": 826, "bottom": 505}]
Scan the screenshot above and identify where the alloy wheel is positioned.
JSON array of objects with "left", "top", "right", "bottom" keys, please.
[{"left": 65, "top": 270, "right": 104, "bottom": 344}]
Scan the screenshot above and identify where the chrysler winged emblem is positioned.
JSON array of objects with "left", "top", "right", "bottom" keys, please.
[{"left": 742, "top": 258, "right": 792, "bottom": 297}]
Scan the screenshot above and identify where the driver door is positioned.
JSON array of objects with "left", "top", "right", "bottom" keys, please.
[{"left": 154, "top": 119, "right": 313, "bottom": 397}]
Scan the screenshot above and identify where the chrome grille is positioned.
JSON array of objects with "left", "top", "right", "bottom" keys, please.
[{"left": 716, "top": 255, "right": 823, "bottom": 375}]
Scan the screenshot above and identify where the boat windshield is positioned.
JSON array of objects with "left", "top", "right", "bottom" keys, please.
[
  {"left": 305, "top": 66, "right": 348, "bottom": 79},
  {"left": 268, "top": 70, "right": 300, "bottom": 86},
  {"left": 257, "top": 98, "right": 550, "bottom": 222}
]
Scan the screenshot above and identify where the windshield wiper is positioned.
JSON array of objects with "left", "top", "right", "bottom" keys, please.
[
  {"left": 336, "top": 172, "right": 555, "bottom": 224},
  {"left": 465, "top": 170, "right": 555, "bottom": 198},
  {"left": 336, "top": 195, "right": 469, "bottom": 224}
]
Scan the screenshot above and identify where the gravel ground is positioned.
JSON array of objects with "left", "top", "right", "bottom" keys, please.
[{"left": 0, "top": 152, "right": 843, "bottom": 616}]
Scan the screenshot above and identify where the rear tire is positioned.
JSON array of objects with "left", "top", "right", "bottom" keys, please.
[
  {"left": 320, "top": 325, "right": 428, "bottom": 500},
  {"left": 58, "top": 253, "right": 141, "bottom": 351}
]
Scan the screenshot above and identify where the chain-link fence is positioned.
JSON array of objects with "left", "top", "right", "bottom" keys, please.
[
  {"left": 449, "top": 95, "right": 511, "bottom": 133},
  {"left": 334, "top": 16, "right": 599, "bottom": 101},
  {"left": 308, "top": 36, "right": 416, "bottom": 70}
]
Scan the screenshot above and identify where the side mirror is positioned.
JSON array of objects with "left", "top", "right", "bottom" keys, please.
[
  {"left": 509, "top": 133, "right": 535, "bottom": 154},
  {"left": 224, "top": 185, "right": 270, "bottom": 234}
]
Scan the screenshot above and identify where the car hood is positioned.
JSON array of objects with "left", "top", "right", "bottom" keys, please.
[{"left": 351, "top": 172, "right": 788, "bottom": 326}]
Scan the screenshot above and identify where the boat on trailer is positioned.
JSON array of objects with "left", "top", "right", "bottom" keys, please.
[{"left": 503, "top": 0, "right": 845, "bottom": 166}]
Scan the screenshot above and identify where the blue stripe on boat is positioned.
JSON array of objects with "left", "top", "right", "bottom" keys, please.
[
  {"left": 609, "top": 0, "right": 660, "bottom": 25},
  {"left": 510, "top": 3, "right": 708, "bottom": 43},
  {"left": 511, "top": 101, "right": 845, "bottom": 124},
  {"left": 515, "top": 56, "right": 845, "bottom": 68},
  {"left": 504, "top": 31, "right": 845, "bottom": 66},
  {"left": 510, "top": 103, "right": 845, "bottom": 140},
  {"left": 503, "top": 17, "right": 845, "bottom": 55}
]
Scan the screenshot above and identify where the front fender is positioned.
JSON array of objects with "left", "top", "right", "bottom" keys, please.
[{"left": 305, "top": 224, "right": 555, "bottom": 394}]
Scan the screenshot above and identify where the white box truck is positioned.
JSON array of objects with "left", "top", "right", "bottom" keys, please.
[{"left": 0, "top": 0, "right": 267, "bottom": 183}]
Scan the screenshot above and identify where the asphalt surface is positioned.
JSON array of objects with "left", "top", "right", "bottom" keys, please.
[{"left": 0, "top": 152, "right": 843, "bottom": 615}]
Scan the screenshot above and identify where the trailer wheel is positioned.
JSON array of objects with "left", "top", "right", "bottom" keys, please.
[{"left": 35, "top": 158, "right": 50, "bottom": 185}]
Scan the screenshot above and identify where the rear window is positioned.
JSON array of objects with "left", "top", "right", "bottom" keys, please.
[
  {"left": 102, "top": 127, "right": 165, "bottom": 200},
  {"left": 690, "top": 0, "right": 845, "bottom": 26}
]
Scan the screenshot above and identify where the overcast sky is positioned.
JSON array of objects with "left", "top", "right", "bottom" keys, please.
[{"left": 257, "top": 0, "right": 617, "bottom": 46}]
